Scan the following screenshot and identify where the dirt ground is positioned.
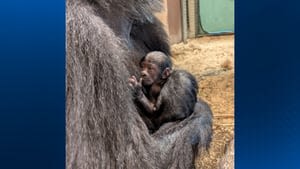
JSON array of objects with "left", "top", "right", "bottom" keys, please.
[{"left": 171, "top": 35, "right": 234, "bottom": 169}]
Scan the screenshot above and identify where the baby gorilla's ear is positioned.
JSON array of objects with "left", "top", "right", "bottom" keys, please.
[{"left": 162, "top": 67, "right": 171, "bottom": 79}]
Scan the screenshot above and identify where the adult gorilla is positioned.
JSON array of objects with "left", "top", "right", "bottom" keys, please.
[{"left": 66, "top": 0, "right": 212, "bottom": 168}]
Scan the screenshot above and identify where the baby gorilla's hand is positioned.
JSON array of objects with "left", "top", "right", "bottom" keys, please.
[{"left": 128, "top": 76, "right": 143, "bottom": 99}]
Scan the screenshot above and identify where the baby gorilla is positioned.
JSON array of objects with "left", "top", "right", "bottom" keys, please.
[{"left": 129, "top": 51, "right": 198, "bottom": 132}]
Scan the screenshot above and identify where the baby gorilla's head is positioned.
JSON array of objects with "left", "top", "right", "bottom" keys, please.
[{"left": 140, "top": 51, "right": 172, "bottom": 86}]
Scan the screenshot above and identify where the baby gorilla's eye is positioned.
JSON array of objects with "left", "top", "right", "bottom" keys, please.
[
  {"left": 140, "top": 62, "right": 146, "bottom": 68},
  {"left": 149, "top": 64, "right": 157, "bottom": 70}
]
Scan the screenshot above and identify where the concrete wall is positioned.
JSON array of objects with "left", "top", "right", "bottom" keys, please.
[
  {"left": 156, "top": 0, "right": 183, "bottom": 44},
  {"left": 167, "top": 0, "right": 182, "bottom": 44},
  {"left": 155, "top": 0, "right": 169, "bottom": 35}
]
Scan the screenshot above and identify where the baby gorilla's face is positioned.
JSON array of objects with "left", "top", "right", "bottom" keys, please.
[{"left": 140, "top": 57, "right": 161, "bottom": 86}]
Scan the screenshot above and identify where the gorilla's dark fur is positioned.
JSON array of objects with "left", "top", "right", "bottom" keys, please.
[
  {"left": 137, "top": 69, "right": 200, "bottom": 132},
  {"left": 66, "top": 0, "right": 212, "bottom": 168}
]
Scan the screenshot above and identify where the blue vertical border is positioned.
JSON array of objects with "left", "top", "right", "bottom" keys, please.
[
  {"left": 0, "top": 0, "right": 65, "bottom": 169},
  {"left": 236, "top": 0, "right": 300, "bottom": 168}
]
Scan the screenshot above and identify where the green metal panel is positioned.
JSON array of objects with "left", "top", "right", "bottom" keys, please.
[{"left": 198, "top": 0, "right": 234, "bottom": 34}]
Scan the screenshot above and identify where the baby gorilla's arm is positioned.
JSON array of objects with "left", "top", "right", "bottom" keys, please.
[
  {"left": 136, "top": 94, "right": 157, "bottom": 114},
  {"left": 128, "top": 75, "right": 157, "bottom": 115}
]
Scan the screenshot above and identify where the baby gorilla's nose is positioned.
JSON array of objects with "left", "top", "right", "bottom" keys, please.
[{"left": 141, "top": 71, "right": 147, "bottom": 77}]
